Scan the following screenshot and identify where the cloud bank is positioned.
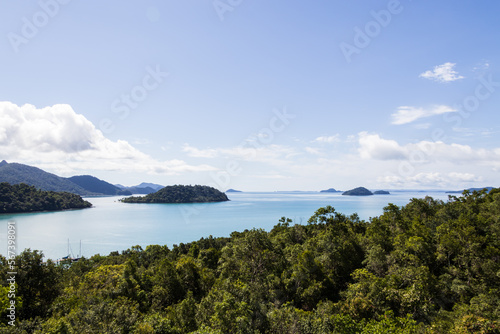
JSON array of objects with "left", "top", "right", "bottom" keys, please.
[{"left": 0, "top": 101, "right": 214, "bottom": 175}]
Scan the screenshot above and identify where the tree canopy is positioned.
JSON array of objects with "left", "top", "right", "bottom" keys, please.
[
  {"left": 0, "top": 182, "right": 92, "bottom": 213},
  {"left": 1, "top": 188, "right": 499, "bottom": 333},
  {"left": 121, "top": 185, "right": 229, "bottom": 204}
]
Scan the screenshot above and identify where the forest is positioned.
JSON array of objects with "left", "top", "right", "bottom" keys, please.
[
  {"left": 121, "top": 185, "right": 229, "bottom": 204},
  {"left": 0, "top": 183, "right": 92, "bottom": 214},
  {"left": 0, "top": 188, "right": 499, "bottom": 333}
]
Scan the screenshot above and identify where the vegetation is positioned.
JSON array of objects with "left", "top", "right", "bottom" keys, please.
[
  {"left": 0, "top": 182, "right": 92, "bottom": 213},
  {"left": 1, "top": 189, "right": 500, "bottom": 333},
  {"left": 342, "top": 187, "right": 373, "bottom": 196},
  {"left": 121, "top": 185, "right": 229, "bottom": 204},
  {"left": 0, "top": 161, "right": 92, "bottom": 196}
]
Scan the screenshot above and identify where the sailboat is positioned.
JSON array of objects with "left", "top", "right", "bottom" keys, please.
[{"left": 58, "top": 239, "right": 82, "bottom": 264}]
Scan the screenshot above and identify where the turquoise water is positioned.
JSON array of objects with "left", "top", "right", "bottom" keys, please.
[{"left": 0, "top": 191, "right": 450, "bottom": 261}]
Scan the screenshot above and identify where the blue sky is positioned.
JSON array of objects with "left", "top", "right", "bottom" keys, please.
[{"left": 0, "top": 0, "right": 499, "bottom": 191}]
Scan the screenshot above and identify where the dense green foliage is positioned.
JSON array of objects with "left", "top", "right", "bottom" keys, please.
[
  {"left": 0, "top": 161, "right": 92, "bottom": 196},
  {"left": 67, "top": 175, "right": 132, "bottom": 196},
  {"left": 121, "top": 185, "right": 229, "bottom": 204},
  {"left": 0, "top": 182, "right": 92, "bottom": 213},
  {"left": 1, "top": 189, "right": 499, "bottom": 333},
  {"left": 342, "top": 187, "right": 374, "bottom": 196}
]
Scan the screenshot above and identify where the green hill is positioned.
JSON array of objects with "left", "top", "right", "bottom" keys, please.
[
  {"left": 0, "top": 182, "right": 92, "bottom": 213},
  {"left": 342, "top": 186, "right": 373, "bottom": 196},
  {"left": 0, "top": 161, "right": 92, "bottom": 196},
  {"left": 121, "top": 185, "right": 229, "bottom": 203}
]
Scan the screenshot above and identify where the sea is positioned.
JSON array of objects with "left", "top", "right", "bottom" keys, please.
[{"left": 0, "top": 191, "right": 452, "bottom": 261}]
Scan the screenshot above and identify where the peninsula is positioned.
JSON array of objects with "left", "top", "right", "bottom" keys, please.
[
  {"left": 0, "top": 182, "right": 92, "bottom": 214},
  {"left": 120, "top": 185, "right": 229, "bottom": 203}
]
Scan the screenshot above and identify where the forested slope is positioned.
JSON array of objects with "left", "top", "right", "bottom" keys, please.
[
  {"left": 0, "top": 182, "right": 92, "bottom": 213},
  {"left": 1, "top": 189, "right": 499, "bottom": 333}
]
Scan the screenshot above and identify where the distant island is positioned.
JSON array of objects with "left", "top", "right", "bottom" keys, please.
[
  {"left": 120, "top": 185, "right": 229, "bottom": 203},
  {"left": 342, "top": 187, "right": 373, "bottom": 196},
  {"left": 446, "top": 187, "right": 494, "bottom": 194},
  {"left": 0, "top": 182, "right": 92, "bottom": 214},
  {"left": 320, "top": 188, "right": 341, "bottom": 193},
  {"left": 226, "top": 189, "right": 242, "bottom": 193},
  {"left": 373, "top": 190, "right": 390, "bottom": 195}
]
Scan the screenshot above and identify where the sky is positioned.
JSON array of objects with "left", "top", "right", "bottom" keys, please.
[{"left": 0, "top": 0, "right": 499, "bottom": 191}]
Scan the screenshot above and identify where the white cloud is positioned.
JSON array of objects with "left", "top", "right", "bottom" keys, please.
[
  {"left": 0, "top": 101, "right": 215, "bottom": 175},
  {"left": 314, "top": 135, "right": 340, "bottom": 143},
  {"left": 358, "top": 132, "right": 500, "bottom": 165},
  {"left": 391, "top": 105, "right": 456, "bottom": 125},
  {"left": 182, "top": 143, "right": 297, "bottom": 165},
  {"left": 377, "top": 172, "right": 482, "bottom": 188},
  {"left": 473, "top": 60, "right": 490, "bottom": 73},
  {"left": 419, "top": 62, "right": 464, "bottom": 82},
  {"left": 182, "top": 144, "right": 219, "bottom": 158},
  {"left": 305, "top": 147, "right": 322, "bottom": 155},
  {"left": 358, "top": 132, "right": 407, "bottom": 160}
]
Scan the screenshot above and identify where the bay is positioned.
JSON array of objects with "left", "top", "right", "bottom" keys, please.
[{"left": 0, "top": 191, "right": 451, "bottom": 261}]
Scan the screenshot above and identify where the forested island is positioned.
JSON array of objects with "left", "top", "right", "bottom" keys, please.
[
  {"left": 1, "top": 188, "right": 499, "bottom": 333},
  {"left": 342, "top": 186, "right": 373, "bottom": 196},
  {"left": 120, "top": 185, "right": 229, "bottom": 204},
  {"left": 0, "top": 182, "right": 92, "bottom": 214}
]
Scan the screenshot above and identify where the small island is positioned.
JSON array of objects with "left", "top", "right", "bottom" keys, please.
[
  {"left": 0, "top": 182, "right": 92, "bottom": 214},
  {"left": 373, "top": 190, "right": 390, "bottom": 195},
  {"left": 320, "top": 188, "right": 340, "bottom": 193},
  {"left": 120, "top": 185, "right": 229, "bottom": 203},
  {"left": 342, "top": 187, "right": 373, "bottom": 196},
  {"left": 226, "top": 189, "right": 242, "bottom": 193}
]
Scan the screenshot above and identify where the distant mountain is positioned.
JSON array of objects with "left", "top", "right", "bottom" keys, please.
[
  {"left": 125, "top": 186, "right": 156, "bottom": 195},
  {"left": 342, "top": 187, "right": 373, "bottom": 196},
  {"left": 67, "top": 175, "right": 131, "bottom": 196},
  {"left": 226, "top": 189, "right": 242, "bottom": 193},
  {"left": 121, "top": 185, "right": 229, "bottom": 203},
  {"left": 374, "top": 190, "right": 390, "bottom": 195},
  {"left": 446, "top": 187, "right": 494, "bottom": 194},
  {"left": 0, "top": 161, "right": 92, "bottom": 196},
  {"left": 320, "top": 188, "right": 340, "bottom": 193},
  {"left": 137, "top": 182, "right": 164, "bottom": 191},
  {"left": 114, "top": 182, "right": 162, "bottom": 194}
]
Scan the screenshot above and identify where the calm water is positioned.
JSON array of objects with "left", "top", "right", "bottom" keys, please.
[{"left": 0, "top": 191, "right": 451, "bottom": 261}]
